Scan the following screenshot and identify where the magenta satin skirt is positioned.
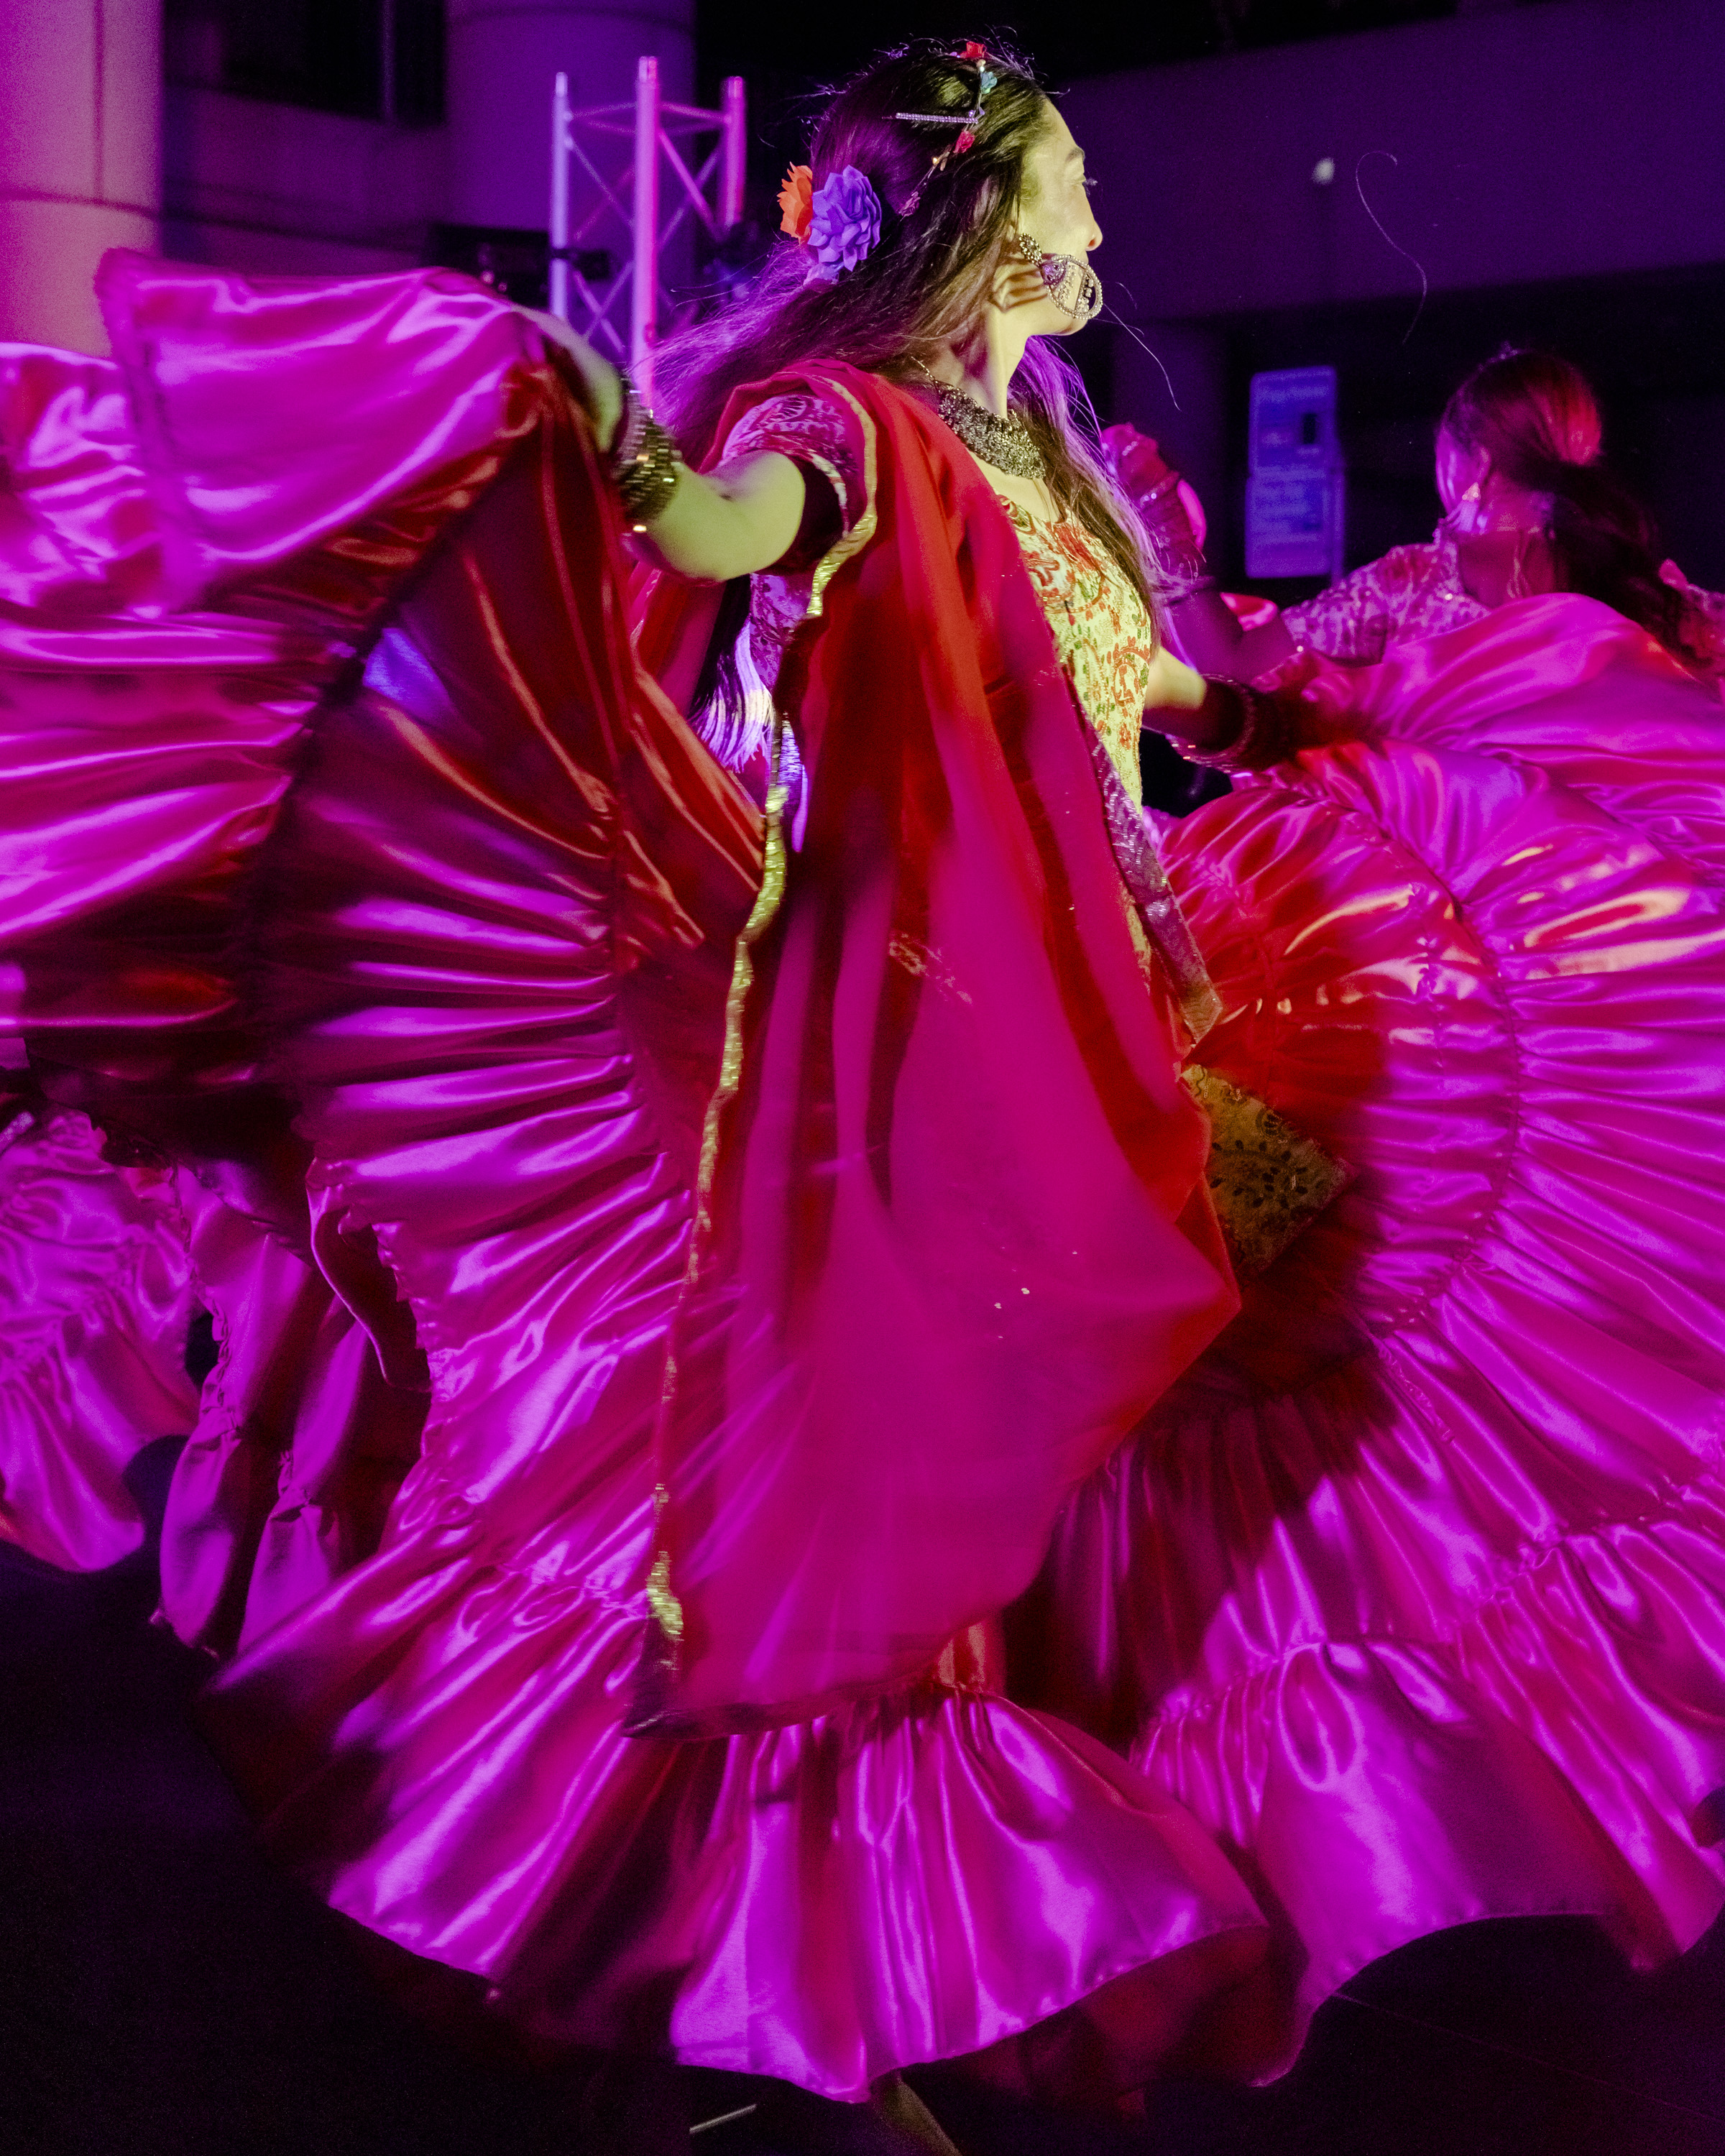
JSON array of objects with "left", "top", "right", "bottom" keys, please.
[
  {"left": 0, "top": 264, "right": 1266, "bottom": 2101},
  {"left": 6, "top": 262, "right": 1725, "bottom": 2099},
  {"left": 0, "top": 1109, "right": 199, "bottom": 1570},
  {"left": 1016, "top": 607, "right": 1725, "bottom": 2066}
]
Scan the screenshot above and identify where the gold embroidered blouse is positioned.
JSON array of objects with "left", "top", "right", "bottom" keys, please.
[
  {"left": 999, "top": 499, "right": 1157, "bottom": 807},
  {"left": 722, "top": 393, "right": 1158, "bottom": 804}
]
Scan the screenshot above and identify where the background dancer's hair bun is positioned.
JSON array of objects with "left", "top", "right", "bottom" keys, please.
[{"left": 1443, "top": 346, "right": 1705, "bottom": 658}]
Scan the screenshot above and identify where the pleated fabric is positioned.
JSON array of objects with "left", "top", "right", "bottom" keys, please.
[
  {"left": 19, "top": 249, "right": 1725, "bottom": 2101},
  {"left": 199, "top": 356, "right": 1263, "bottom": 2099},
  {"left": 1014, "top": 604, "right": 1725, "bottom": 2064},
  {"left": 156, "top": 1172, "right": 430, "bottom": 1657},
  {"left": 0, "top": 1108, "right": 200, "bottom": 1569},
  {"left": 1, "top": 259, "right": 1269, "bottom": 2102}
]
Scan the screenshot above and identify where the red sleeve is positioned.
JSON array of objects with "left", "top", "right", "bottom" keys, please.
[{"left": 717, "top": 385, "right": 872, "bottom": 572}]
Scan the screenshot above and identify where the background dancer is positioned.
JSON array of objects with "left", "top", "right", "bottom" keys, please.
[
  {"left": 1118, "top": 346, "right": 1725, "bottom": 683},
  {"left": 1017, "top": 372, "right": 1725, "bottom": 2079}
]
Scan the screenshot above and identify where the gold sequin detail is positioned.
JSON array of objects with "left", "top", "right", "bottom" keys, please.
[
  {"left": 887, "top": 933, "right": 973, "bottom": 1004},
  {"left": 645, "top": 1546, "right": 685, "bottom": 1646},
  {"left": 1184, "top": 1064, "right": 1353, "bottom": 1276},
  {"left": 640, "top": 388, "right": 881, "bottom": 1685}
]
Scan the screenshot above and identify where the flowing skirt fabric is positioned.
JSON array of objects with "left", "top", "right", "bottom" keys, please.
[
  {"left": 15, "top": 259, "right": 1725, "bottom": 2097},
  {"left": 196, "top": 385, "right": 1264, "bottom": 2099},
  {"left": 0, "top": 275, "right": 1266, "bottom": 2100},
  {"left": 1013, "top": 604, "right": 1725, "bottom": 2065},
  {"left": 0, "top": 1107, "right": 200, "bottom": 1570}
]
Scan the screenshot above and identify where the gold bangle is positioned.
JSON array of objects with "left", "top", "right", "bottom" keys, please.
[
  {"left": 610, "top": 367, "right": 648, "bottom": 469},
  {"left": 615, "top": 412, "right": 684, "bottom": 530}
]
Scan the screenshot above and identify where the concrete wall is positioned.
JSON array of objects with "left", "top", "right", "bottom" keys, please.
[
  {"left": 0, "top": 0, "right": 160, "bottom": 352},
  {"left": 161, "top": 3, "right": 696, "bottom": 287},
  {"left": 162, "top": 87, "right": 447, "bottom": 275},
  {"left": 1066, "top": 0, "right": 1725, "bottom": 324}
]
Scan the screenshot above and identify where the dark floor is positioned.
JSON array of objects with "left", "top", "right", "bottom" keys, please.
[{"left": 5, "top": 1437, "right": 1724, "bottom": 2156}]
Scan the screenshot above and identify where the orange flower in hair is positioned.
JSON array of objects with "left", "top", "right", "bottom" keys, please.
[{"left": 778, "top": 165, "right": 814, "bottom": 242}]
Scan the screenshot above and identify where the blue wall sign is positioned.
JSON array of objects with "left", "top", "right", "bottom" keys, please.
[{"left": 1246, "top": 367, "right": 1343, "bottom": 581}]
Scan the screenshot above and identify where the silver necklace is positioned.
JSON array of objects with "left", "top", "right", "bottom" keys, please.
[{"left": 913, "top": 362, "right": 1045, "bottom": 480}]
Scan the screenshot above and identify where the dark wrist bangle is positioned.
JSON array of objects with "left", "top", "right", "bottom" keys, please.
[{"left": 1179, "top": 679, "right": 1296, "bottom": 771}]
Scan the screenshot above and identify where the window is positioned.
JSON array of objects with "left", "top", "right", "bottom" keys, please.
[{"left": 165, "top": 1, "right": 446, "bottom": 124}]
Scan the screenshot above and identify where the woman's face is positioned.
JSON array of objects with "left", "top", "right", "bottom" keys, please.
[{"left": 1012, "top": 102, "right": 1103, "bottom": 335}]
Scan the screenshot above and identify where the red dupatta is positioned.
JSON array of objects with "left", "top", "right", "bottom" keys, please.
[{"left": 634, "top": 364, "right": 1236, "bottom": 1734}]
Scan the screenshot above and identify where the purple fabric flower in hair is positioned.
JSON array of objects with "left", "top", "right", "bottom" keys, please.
[{"left": 806, "top": 166, "right": 883, "bottom": 282}]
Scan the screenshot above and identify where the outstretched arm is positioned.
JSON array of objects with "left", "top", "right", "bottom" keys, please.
[
  {"left": 1165, "top": 586, "right": 1297, "bottom": 678},
  {"left": 1102, "top": 425, "right": 1295, "bottom": 677},
  {"left": 1141, "top": 646, "right": 1238, "bottom": 754},
  {"left": 523, "top": 310, "right": 809, "bottom": 582},
  {"left": 635, "top": 446, "right": 807, "bottom": 582}
]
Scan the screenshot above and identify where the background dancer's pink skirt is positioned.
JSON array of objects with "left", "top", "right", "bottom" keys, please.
[{"left": 1015, "top": 604, "right": 1725, "bottom": 2068}]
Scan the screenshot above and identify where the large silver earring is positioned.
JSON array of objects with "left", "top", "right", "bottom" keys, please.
[{"left": 1014, "top": 233, "right": 1102, "bottom": 324}]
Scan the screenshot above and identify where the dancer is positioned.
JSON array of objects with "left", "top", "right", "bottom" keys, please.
[
  {"left": 1119, "top": 345, "right": 1725, "bottom": 681},
  {"left": 1016, "top": 386, "right": 1725, "bottom": 2061},
  {"left": 0, "top": 40, "right": 1285, "bottom": 2146},
  {"left": 6, "top": 32, "right": 1725, "bottom": 2134}
]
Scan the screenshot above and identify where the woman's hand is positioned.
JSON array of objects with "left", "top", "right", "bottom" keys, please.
[
  {"left": 1102, "top": 423, "right": 1298, "bottom": 678},
  {"left": 520, "top": 308, "right": 625, "bottom": 452},
  {"left": 1102, "top": 422, "right": 1177, "bottom": 502},
  {"left": 1102, "top": 423, "right": 1208, "bottom": 552},
  {"left": 519, "top": 308, "right": 807, "bottom": 583}
]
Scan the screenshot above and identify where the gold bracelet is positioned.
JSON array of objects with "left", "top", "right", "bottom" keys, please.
[
  {"left": 610, "top": 367, "right": 648, "bottom": 469},
  {"left": 615, "top": 410, "right": 684, "bottom": 530}
]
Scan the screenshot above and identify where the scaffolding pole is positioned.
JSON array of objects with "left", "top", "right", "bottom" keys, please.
[
  {"left": 630, "top": 57, "right": 661, "bottom": 386},
  {"left": 550, "top": 60, "right": 747, "bottom": 405}
]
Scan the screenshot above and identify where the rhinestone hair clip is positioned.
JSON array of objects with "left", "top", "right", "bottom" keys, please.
[{"left": 894, "top": 41, "right": 999, "bottom": 163}]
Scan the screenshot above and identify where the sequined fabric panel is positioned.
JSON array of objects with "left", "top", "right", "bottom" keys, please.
[
  {"left": 1282, "top": 528, "right": 1489, "bottom": 663},
  {"left": 1000, "top": 499, "right": 1158, "bottom": 803},
  {"left": 1182, "top": 1064, "right": 1353, "bottom": 1275}
]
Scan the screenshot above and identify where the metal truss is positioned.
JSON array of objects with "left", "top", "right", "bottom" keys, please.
[{"left": 550, "top": 58, "right": 745, "bottom": 402}]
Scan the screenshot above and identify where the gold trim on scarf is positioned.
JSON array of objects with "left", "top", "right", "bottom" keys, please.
[{"left": 639, "top": 382, "right": 880, "bottom": 1690}]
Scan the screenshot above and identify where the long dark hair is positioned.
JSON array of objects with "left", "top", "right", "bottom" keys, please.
[
  {"left": 1441, "top": 348, "right": 1698, "bottom": 657},
  {"left": 651, "top": 40, "right": 1159, "bottom": 745}
]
